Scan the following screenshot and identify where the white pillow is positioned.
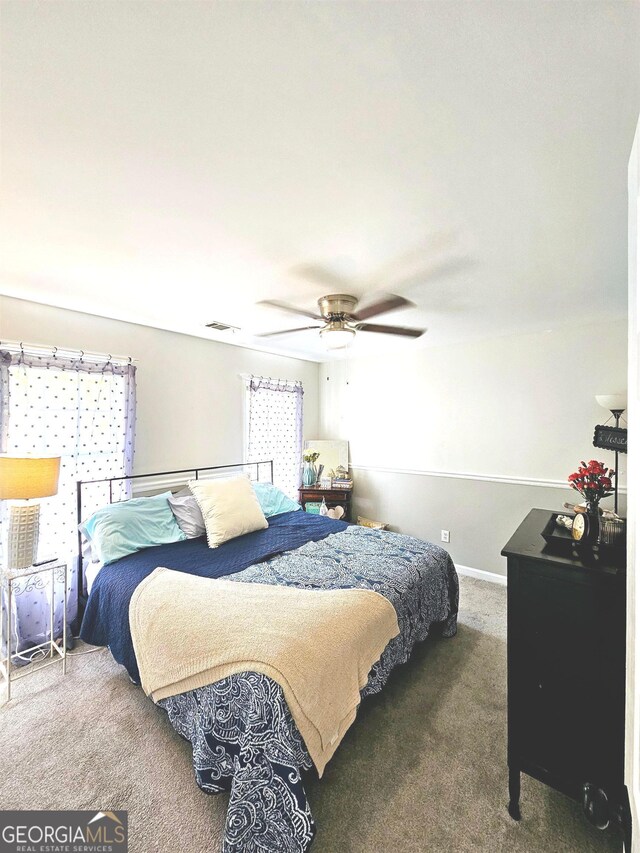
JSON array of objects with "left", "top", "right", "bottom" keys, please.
[
  {"left": 168, "top": 489, "right": 206, "bottom": 538},
  {"left": 188, "top": 476, "right": 268, "bottom": 548}
]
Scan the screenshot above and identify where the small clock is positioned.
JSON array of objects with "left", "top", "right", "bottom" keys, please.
[
  {"left": 572, "top": 513, "right": 587, "bottom": 541},
  {"left": 572, "top": 511, "right": 599, "bottom": 544}
]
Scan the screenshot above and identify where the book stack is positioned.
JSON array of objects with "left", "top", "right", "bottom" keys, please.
[{"left": 331, "top": 478, "right": 353, "bottom": 490}]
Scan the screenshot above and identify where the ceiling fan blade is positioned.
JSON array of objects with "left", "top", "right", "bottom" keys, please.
[
  {"left": 258, "top": 299, "right": 323, "bottom": 321},
  {"left": 351, "top": 294, "right": 414, "bottom": 321},
  {"left": 357, "top": 323, "right": 426, "bottom": 338},
  {"left": 256, "top": 326, "right": 322, "bottom": 338},
  {"left": 289, "top": 264, "right": 353, "bottom": 290},
  {"left": 393, "top": 255, "right": 473, "bottom": 294},
  {"left": 364, "top": 231, "right": 466, "bottom": 290}
]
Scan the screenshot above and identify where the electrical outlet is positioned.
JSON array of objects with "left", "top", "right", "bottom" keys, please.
[{"left": 441, "top": 530, "right": 450, "bottom": 543}]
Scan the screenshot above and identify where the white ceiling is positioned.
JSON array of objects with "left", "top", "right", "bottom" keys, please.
[{"left": 1, "top": 1, "right": 639, "bottom": 361}]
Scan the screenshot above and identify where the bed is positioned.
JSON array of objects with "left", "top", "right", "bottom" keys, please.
[{"left": 78, "top": 462, "right": 459, "bottom": 853}]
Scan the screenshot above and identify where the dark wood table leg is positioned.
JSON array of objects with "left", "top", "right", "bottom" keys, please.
[{"left": 508, "top": 766, "right": 521, "bottom": 820}]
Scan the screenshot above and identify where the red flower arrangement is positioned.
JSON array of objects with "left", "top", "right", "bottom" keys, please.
[{"left": 567, "top": 459, "right": 615, "bottom": 503}]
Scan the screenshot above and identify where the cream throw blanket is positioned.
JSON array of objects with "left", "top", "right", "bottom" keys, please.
[{"left": 129, "top": 567, "right": 399, "bottom": 775}]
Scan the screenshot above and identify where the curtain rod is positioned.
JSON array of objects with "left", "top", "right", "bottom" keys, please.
[
  {"left": 0, "top": 340, "right": 136, "bottom": 364},
  {"left": 239, "top": 372, "right": 302, "bottom": 386}
]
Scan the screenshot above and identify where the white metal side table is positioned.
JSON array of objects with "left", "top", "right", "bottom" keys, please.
[{"left": 0, "top": 559, "right": 68, "bottom": 702}]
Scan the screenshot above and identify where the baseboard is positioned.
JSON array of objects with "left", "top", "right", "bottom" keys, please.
[{"left": 456, "top": 563, "right": 507, "bottom": 586}]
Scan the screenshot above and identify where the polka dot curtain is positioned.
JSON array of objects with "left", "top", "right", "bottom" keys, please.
[
  {"left": 246, "top": 377, "right": 303, "bottom": 501},
  {"left": 0, "top": 349, "right": 136, "bottom": 659}
]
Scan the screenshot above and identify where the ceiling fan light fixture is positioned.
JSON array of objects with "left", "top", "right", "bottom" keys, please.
[
  {"left": 320, "top": 324, "right": 356, "bottom": 350},
  {"left": 258, "top": 291, "right": 425, "bottom": 348}
]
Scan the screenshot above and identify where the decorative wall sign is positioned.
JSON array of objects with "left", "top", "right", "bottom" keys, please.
[{"left": 593, "top": 425, "right": 627, "bottom": 454}]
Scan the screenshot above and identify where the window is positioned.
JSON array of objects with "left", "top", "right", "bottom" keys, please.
[
  {"left": 244, "top": 376, "right": 303, "bottom": 500},
  {"left": 0, "top": 348, "right": 136, "bottom": 625}
]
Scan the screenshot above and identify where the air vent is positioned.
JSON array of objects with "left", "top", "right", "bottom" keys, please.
[{"left": 205, "top": 321, "right": 240, "bottom": 332}]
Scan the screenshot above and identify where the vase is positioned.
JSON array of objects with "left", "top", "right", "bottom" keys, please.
[
  {"left": 584, "top": 499, "right": 601, "bottom": 544},
  {"left": 302, "top": 462, "right": 317, "bottom": 486}
]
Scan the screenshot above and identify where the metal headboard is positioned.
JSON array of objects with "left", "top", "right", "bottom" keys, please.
[{"left": 75, "top": 460, "right": 274, "bottom": 619}]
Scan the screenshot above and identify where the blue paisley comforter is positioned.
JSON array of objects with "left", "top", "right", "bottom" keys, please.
[{"left": 158, "top": 524, "right": 458, "bottom": 853}]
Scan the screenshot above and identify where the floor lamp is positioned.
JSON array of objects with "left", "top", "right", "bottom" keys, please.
[
  {"left": 595, "top": 395, "right": 627, "bottom": 515},
  {"left": 0, "top": 456, "right": 61, "bottom": 569}
]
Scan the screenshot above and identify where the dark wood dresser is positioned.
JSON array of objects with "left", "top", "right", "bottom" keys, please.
[
  {"left": 502, "top": 509, "right": 629, "bottom": 849},
  {"left": 298, "top": 486, "right": 352, "bottom": 522}
]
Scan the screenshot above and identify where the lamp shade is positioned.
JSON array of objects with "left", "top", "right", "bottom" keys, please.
[
  {"left": 595, "top": 394, "right": 627, "bottom": 412},
  {"left": 0, "top": 456, "right": 61, "bottom": 500}
]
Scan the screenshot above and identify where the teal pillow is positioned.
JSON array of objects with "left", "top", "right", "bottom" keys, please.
[
  {"left": 251, "top": 482, "right": 301, "bottom": 518},
  {"left": 80, "top": 492, "right": 186, "bottom": 565}
]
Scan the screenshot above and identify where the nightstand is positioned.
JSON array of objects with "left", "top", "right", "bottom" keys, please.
[
  {"left": 298, "top": 486, "right": 353, "bottom": 522},
  {"left": 0, "top": 559, "right": 68, "bottom": 702}
]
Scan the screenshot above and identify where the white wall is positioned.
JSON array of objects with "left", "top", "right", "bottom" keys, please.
[
  {"left": 320, "top": 319, "right": 627, "bottom": 576},
  {"left": 0, "top": 296, "right": 320, "bottom": 474},
  {"left": 0, "top": 296, "right": 628, "bottom": 580}
]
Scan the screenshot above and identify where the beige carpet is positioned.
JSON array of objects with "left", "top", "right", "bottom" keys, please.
[{"left": 0, "top": 576, "right": 622, "bottom": 852}]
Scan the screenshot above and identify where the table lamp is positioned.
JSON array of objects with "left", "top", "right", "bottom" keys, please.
[{"left": 0, "top": 456, "right": 61, "bottom": 569}]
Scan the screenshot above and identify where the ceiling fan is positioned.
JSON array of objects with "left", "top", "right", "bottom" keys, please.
[{"left": 256, "top": 293, "right": 426, "bottom": 350}]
